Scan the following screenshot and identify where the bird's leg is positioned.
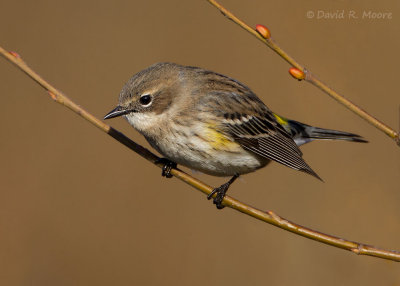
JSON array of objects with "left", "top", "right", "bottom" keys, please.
[
  {"left": 155, "top": 158, "right": 177, "bottom": 178},
  {"left": 207, "top": 174, "right": 239, "bottom": 209}
]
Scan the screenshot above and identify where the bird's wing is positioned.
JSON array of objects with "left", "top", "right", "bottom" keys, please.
[
  {"left": 222, "top": 112, "right": 321, "bottom": 180},
  {"left": 192, "top": 69, "right": 321, "bottom": 179}
]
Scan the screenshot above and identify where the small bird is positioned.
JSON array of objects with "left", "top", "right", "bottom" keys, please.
[{"left": 104, "top": 63, "right": 367, "bottom": 209}]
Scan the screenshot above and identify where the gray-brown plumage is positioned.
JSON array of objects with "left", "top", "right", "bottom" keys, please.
[{"left": 104, "top": 62, "right": 367, "bottom": 208}]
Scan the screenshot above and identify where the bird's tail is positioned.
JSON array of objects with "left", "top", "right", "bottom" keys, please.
[{"left": 273, "top": 113, "right": 368, "bottom": 146}]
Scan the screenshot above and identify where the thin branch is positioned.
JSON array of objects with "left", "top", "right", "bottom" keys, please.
[
  {"left": 206, "top": 0, "right": 400, "bottom": 146},
  {"left": 1, "top": 46, "right": 399, "bottom": 262}
]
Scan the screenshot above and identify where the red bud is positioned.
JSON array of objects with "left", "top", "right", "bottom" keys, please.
[
  {"left": 289, "top": 67, "right": 305, "bottom": 81},
  {"left": 255, "top": 24, "right": 271, "bottom": 39},
  {"left": 48, "top": 91, "right": 57, "bottom": 101},
  {"left": 9, "top": 51, "right": 20, "bottom": 58}
]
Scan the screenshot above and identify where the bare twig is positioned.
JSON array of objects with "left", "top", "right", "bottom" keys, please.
[
  {"left": 1, "top": 46, "right": 399, "bottom": 262},
  {"left": 206, "top": 0, "right": 400, "bottom": 146}
]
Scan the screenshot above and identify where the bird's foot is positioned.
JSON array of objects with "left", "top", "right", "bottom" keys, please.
[
  {"left": 156, "top": 158, "right": 177, "bottom": 178},
  {"left": 207, "top": 183, "right": 230, "bottom": 209},
  {"left": 207, "top": 174, "right": 239, "bottom": 209}
]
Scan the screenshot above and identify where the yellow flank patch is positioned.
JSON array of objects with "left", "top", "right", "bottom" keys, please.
[
  {"left": 205, "top": 124, "right": 239, "bottom": 151},
  {"left": 273, "top": 113, "right": 288, "bottom": 126}
]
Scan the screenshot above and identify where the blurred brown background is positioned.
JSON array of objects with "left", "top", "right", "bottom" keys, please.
[{"left": 1, "top": 0, "right": 399, "bottom": 285}]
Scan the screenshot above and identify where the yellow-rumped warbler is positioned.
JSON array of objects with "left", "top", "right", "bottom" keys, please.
[{"left": 104, "top": 63, "right": 367, "bottom": 209}]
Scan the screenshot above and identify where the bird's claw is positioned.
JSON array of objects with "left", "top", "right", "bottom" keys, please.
[
  {"left": 156, "top": 158, "right": 177, "bottom": 178},
  {"left": 207, "top": 183, "right": 229, "bottom": 209},
  {"left": 207, "top": 174, "right": 239, "bottom": 210}
]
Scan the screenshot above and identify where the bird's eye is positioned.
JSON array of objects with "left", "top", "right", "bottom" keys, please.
[{"left": 139, "top": 94, "right": 152, "bottom": 106}]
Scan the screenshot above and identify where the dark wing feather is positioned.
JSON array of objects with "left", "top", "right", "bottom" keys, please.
[
  {"left": 225, "top": 114, "right": 321, "bottom": 180},
  {"left": 190, "top": 69, "right": 321, "bottom": 180}
]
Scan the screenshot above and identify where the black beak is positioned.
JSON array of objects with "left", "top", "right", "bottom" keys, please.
[{"left": 103, "top": 106, "right": 131, "bottom": 120}]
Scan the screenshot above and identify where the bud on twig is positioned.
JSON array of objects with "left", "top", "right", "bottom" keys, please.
[
  {"left": 289, "top": 67, "right": 305, "bottom": 81},
  {"left": 9, "top": 51, "right": 20, "bottom": 59},
  {"left": 255, "top": 24, "right": 271, "bottom": 39}
]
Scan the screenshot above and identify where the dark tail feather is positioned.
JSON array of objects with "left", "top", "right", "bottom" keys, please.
[
  {"left": 286, "top": 120, "right": 368, "bottom": 146},
  {"left": 304, "top": 126, "right": 368, "bottom": 142}
]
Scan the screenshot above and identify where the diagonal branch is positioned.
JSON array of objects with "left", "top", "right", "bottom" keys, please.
[
  {"left": 206, "top": 0, "right": 400, "bottom": 146},
  {"left": 1, "top": 46, "right": 399, "bottom": 262}
]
